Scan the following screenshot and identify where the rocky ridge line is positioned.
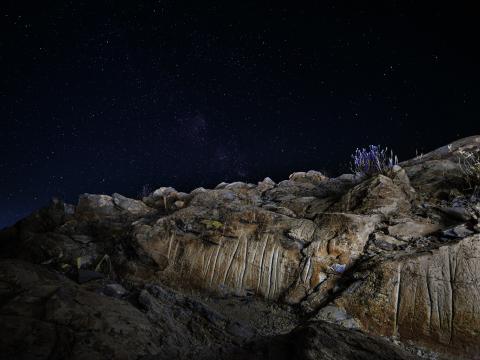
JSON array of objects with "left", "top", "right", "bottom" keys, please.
[{"left": 1, "top": 135, "right": 480, "bottom": 359}]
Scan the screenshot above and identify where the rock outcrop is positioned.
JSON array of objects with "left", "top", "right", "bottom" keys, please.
[
  {"left": 1, "top": 135, "right": 480, "bottom": 359},
  {"left": 336, "top": 234, "right": 480, "bottom": 358}
]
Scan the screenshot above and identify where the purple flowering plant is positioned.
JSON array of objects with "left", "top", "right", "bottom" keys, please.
[{"left": 351, "top": 145, "right": 398, "bottom": 177}]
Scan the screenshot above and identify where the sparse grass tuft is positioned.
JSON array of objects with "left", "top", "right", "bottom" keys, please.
[{"left": 458, "top": 149, "right": 480, "bottom": 192}]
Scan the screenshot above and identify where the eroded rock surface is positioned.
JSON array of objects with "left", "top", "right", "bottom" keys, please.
[
  {"left": 1, "top": 135, "right": 480, "bottom": 359},
  {"left": 336, "top": 234, "right": 480, "bottom": 358}
]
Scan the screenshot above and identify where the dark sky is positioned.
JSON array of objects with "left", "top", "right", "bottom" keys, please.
[{"left": 1, "top": 1, "right": 478, "bottom": 228}]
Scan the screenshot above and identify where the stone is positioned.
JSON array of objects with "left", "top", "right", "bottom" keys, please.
[
  {"left": 255, "top": 321, "right": 419, "bottom": 360},
  {"left": 215, "top": 182, "right": 229, "bottom": 189},
  {"left": 286, "top": 219, "right": 317, "bottom": 243},
  {"left": 401, "top": 136, "right": 480, "bottom": 199},
  {"left": 174, "top": 200, "right": 185, "bottom": 209},
  {"left": 225, "top": 181, "right": 249, "bottom": 190},
  {"left": 338, "top": 174, "right": 412, "bottom": 217},
  {"left": 387, "top": 220, "right": 441, "bottom": 241},
  {"left": 371, "top": 232, "right": 406, "bottom": 251},
  {"left": 152, "top": 186, "right": 178, "bottom": 199},
  {"left": 336, "top": 234, "right": 480, "bottom": 359},
  {"left": 112, "top": 193, "right": 154, "bottom": 215},
  {"left": 191, "top": 187, "right": 207, "bottom": 195},
  {"left": 442, "top": 223, "right": 474, "bottom": 238},
  {"left": 313, "top": 304, "right": 360, "bottom": 330},
  {"left": 76, "top": 194, "right": 118, "bottom": 217},
  {"left": 262, "top": 176, "right": 275, "bottom": 184},
  {"left": 257, "top": 177, "right": 276, "bottom": 192},
  {"left": 288, "top": 170, "right": 328, "bottom": 183},
  {"left": 390, "top": 165, "right": 417, "bottom": 202},
  {"left": 330, "top": 263, "right": 346, "bottom": 273},
  {"left": 284, "top": 212, "right": 378, "bottom": 306},
  {"left": 336, "top": 173, "right": 356, "bottom": 181},
  {"left": 103, "top": 283, "right": 128, "bottom": 298}
]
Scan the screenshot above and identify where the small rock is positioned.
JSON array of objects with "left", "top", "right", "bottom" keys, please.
[
  {"left": 112, "top": 193, "right": 153, "bottom": 216},
  {"left": 103, "top": 283, "right": 128, "bottom": 298},
  {"left": 174, "top": 200, "right": 185, "bottom": 209},
  {"left": 225, "top": 182, "right": 248, "bottom": 190},
  {"left": 442, "top": 224, "right": 474, "bottom": 238},
  {"left": 260, "top": 177, "right": 275, "bottom": 185},
  {"left": 215, "top": 182, "right": 228, "bottom": 189},
  {"left": 257, "top": 177, "right": 276, "bottom": 192},
  {"left": 190, "top": 187, "right": 207, "bottom": 195},
  {"left": 152, "top": 187, "right": 177, "bottom": 199},
  {"left": 289, "top": 170, "right": 327, "bottom": 183},
  {"left": 388, "top": 220, "right": 441, "bottom": 240},
  {"left": 286, "top": 220, "right": 316, "bottom": 243},
  {"left": 373, "top": 232, "right": 406, "bottom": 250},
  {"left": 314, "top": 304, "right": 360, "bottom": 330},
  {"left": 77, "top": 194, "right": 117, "bottom": 217},
  {"left": 330, "top": 263, "right": 346, "bottom": 273},
  {"left": 336, "top": 173, "right": 356, "bottom": 181}
]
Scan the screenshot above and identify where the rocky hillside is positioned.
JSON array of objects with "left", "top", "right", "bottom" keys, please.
[{"left": 1, "top": 136, "right": 480, "bottom": 360}]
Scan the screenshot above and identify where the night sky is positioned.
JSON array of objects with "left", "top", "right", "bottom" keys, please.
[{"left": 1, "top": 1, "right": 478, "bottom": 228}]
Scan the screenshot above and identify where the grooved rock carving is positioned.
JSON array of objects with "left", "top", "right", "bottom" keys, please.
[{"left": 336, "top": 235, "right": 480, "bottom": 359}]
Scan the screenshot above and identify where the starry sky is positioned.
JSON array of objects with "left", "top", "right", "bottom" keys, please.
[{"left": 1, "top": 1, "right": 479, "bottom": 228}]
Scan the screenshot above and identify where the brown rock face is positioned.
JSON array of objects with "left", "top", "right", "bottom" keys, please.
[
  {"left": 128, "top": 173, "right": 365, "bottom": 302},
  {"left": 337, "top": 173, "right": 413, "bottom": 217},
  {"left": 132, "top": 208, "right": 304, "bottom": 300},
  {"left": 285, "top": 212, "right": 378, "bottom": 306},
  {"left": 337, "top": 234, "right": 480, "bottom": 359}
]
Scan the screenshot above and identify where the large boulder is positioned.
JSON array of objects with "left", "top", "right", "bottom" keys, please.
[
  {"left": 336, "top": 234, "right": 480, "bottom": 359},
  {"left": 112, "top": 193, "right": 154, "bottom": 216},
  {"left": 401, "top": 135, "right": 480, "bottom": 199},
  {"left": 336, "top": 173, "right": 413, "bottom": 218},
  {"left": 76, "top": 194, "right": 119, "bottom": 217},
  {"left": 77, "top": 193, "right": 154, "bottom": 218},
  {"left": 247, "top": 321, "right": 420, "bottom": 360}
]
